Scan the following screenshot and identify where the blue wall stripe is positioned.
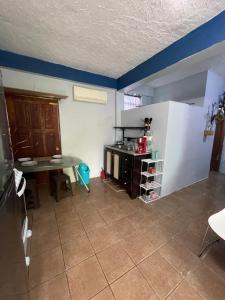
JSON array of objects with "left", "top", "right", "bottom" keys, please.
[
  {"left": 0, "top": 50, "right": 117, "bottom": 89},
  {"left": 117, "top": 10, "right": 225, "bottom": 90},
  {"left": 1, "top": 11, "right": 225, "bottom": 90}
]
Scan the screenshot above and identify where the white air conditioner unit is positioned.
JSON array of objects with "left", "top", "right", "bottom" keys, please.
[{"left": 73, "top": 85, "right": 107, "bottom": 104}]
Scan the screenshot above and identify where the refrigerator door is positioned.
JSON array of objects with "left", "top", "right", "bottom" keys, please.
[{"left": 0, "top": 174, "right": 30, "bottom": 299}]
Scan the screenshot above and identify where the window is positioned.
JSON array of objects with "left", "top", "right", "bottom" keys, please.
[{"left": 124, "top": 94, "right": 142, "bottom": 110}]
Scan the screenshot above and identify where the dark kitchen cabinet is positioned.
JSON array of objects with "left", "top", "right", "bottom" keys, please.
[{"left": 104, "top": 147, "right": 150, "bottom": 198}]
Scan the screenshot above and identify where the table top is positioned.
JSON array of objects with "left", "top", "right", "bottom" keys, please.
[{"left": 14, "top": 156, "right": 82, "bottom": 173}]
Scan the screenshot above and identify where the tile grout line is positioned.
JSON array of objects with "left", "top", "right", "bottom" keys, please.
[
  {"left": 137, "top": 263, "right": 161, "bottom": 298},
  {"left": 154, "top": 236, "right": 203, "bottom": 280},
  {"left": 163, "top": 279, "right": 186, "bottom": 300},
  {"left": 54, "top": 200, "right": 74, "bottom": 300},
  {"left": 108, "top": 285, "right": 117, "bottom": 300},
  {"left": 131, "top": 239, "right": 176, "bottom": 299},
  {"left": 28, "top": 206, "right": 71, "bottom": 291},
  {"left": 28, "top": 272, "right": 70, "bottom": 293},
  {"left": 164, "top": 277, "right": 207, "bottom": 300},
  {"left": 84, "top": 219, "right": 111, "bottom": 299}
]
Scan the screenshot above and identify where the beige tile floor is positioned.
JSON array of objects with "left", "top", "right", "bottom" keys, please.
[{"left": 28, "top": 172, "right": 225, "bottom": 300}]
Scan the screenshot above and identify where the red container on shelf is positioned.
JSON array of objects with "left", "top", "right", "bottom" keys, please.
[
  {"left": 135, "top": 137, "right": 147, "bottom": 154},
  {"left": 148, "top": 166, "right": 156, "bottom": 174}
]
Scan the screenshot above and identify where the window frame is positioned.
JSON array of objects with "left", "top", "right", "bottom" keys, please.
[{"left": 123, "top": 94, "right": 142, "bottom": 110}]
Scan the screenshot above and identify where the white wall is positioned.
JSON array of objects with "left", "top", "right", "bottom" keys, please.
[
  {"left": 153, "top": 71, "right": 208, "bottom": 103},
  {"left": 121, "top": 102, "right": 170, "bottom": 161},
  {"left": 142, "top": 96, "right": 153, "bottom": 106},
  {"left": 205, "top": 70, "right": 225, "bottom": 111},
  {"left": 128, "top": 84, "right": 154, "bottom": 98},
  {"left": 163, "top": 101, "right": 212, "bottom": 195},
  {"left": 1, "top": 67, "right": 117, "bottom": 180},
  {"left": 121, "top": 99, "right": 214, "bottom": 197},
  {"left": 121, "top": 70, "right": 225, "bottom": 196},
  {"left": 180, "top": 97, "right": 204, "bottom": 106},
  {"left": 126, "top": 72, "right": 207, "bottom": 106},
  {"left": 115, "top": 92, "right": 124, "bottom": 142},
  {"left": 128, "top": 84, "right": 154, "bottom": 106},
  {"left": 163, "top": 69, "right": 225, "bottom": 194},
  {"left": 122, "top": 70, "right": 225, "bottom": 197}
]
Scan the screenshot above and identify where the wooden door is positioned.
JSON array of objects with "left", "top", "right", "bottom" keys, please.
[
  {"left": 210, "top": 119, "right": 225, "bottom": 171},
  {"left": 6, "top": 92, "right": 62, "bottom": 182},
  {"left": 6, "top": 95, "right": 33, "bottom": 158},
  {"left": 28, "top": 100, "right": 61, "bottom": 157}
]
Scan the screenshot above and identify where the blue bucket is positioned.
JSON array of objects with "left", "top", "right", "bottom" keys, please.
[{"left": 78, "top": 163, "right": 90, "bottom": 185}]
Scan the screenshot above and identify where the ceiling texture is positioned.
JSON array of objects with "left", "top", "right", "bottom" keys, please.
[{"left": 0, "top": 0, "right": 225, "bottom": 78}]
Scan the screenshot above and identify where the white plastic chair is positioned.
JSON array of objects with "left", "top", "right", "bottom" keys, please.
[{"left": 199, "top": 208, "right": 225, "bottom": 257}]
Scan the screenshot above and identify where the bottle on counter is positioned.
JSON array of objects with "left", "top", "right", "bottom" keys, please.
[{"left": 144, "top": 130, "right": 153, "bottom": 153}]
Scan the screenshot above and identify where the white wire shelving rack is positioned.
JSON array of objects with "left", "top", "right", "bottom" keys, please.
[{"left": 139, "top": 158, "right": 164, "bottom": 204}]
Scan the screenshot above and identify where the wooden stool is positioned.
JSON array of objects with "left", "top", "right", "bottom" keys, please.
[
  {"left": 25, "top": 179, "right": 40, "bottom": 209},
  {"left": 52, "top": 173, "right": 73, "bottom": 202}
]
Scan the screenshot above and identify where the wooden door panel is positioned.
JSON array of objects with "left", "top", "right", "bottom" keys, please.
[
  {"left": 14, "top": 99, "right": 30, "bottom": 129},
  {"left": 45, "top": 132, "right": 60, "bottom": 155},
  {"left": 13, "top": 144, "right": 33, "bottom": 160},
  {"left": 6, "top": 96, "right": 16, "bottom": 128},
  {"left": 32, "top": 133, "right": 45, "bottom": 157},
  {"left": 29, "top": 102, "right": 45, "bottom": 129},
  {"left": 44, "top": 103, "right": 58, "bottom": 129},
  {"left": 7, "top": 97, "right": 30, "bottom": 129},
  {"left": 11, "top": 130, "right": 33, "bottom": 159}
]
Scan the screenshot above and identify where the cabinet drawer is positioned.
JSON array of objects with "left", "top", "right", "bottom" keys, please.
[
  {"left": 121, "top": 178, "right": 131, "bottom": 190},
  {"left": 122, "top": 154, "right": 133, "bottom": 168},
  {"left": 122, "top": 168, "right": 132, "bottom": 180}
]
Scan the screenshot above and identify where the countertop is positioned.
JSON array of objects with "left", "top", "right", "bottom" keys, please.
[{"left": 105, "top": 145, "right": 151, "bottom": 156}]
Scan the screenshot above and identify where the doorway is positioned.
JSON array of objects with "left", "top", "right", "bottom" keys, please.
[
  {"left": 210, "top": 119, "right": 225, "bottom": 171},
  {"left": 5, "top": 88, "right": 63, "bottom": 183}
]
